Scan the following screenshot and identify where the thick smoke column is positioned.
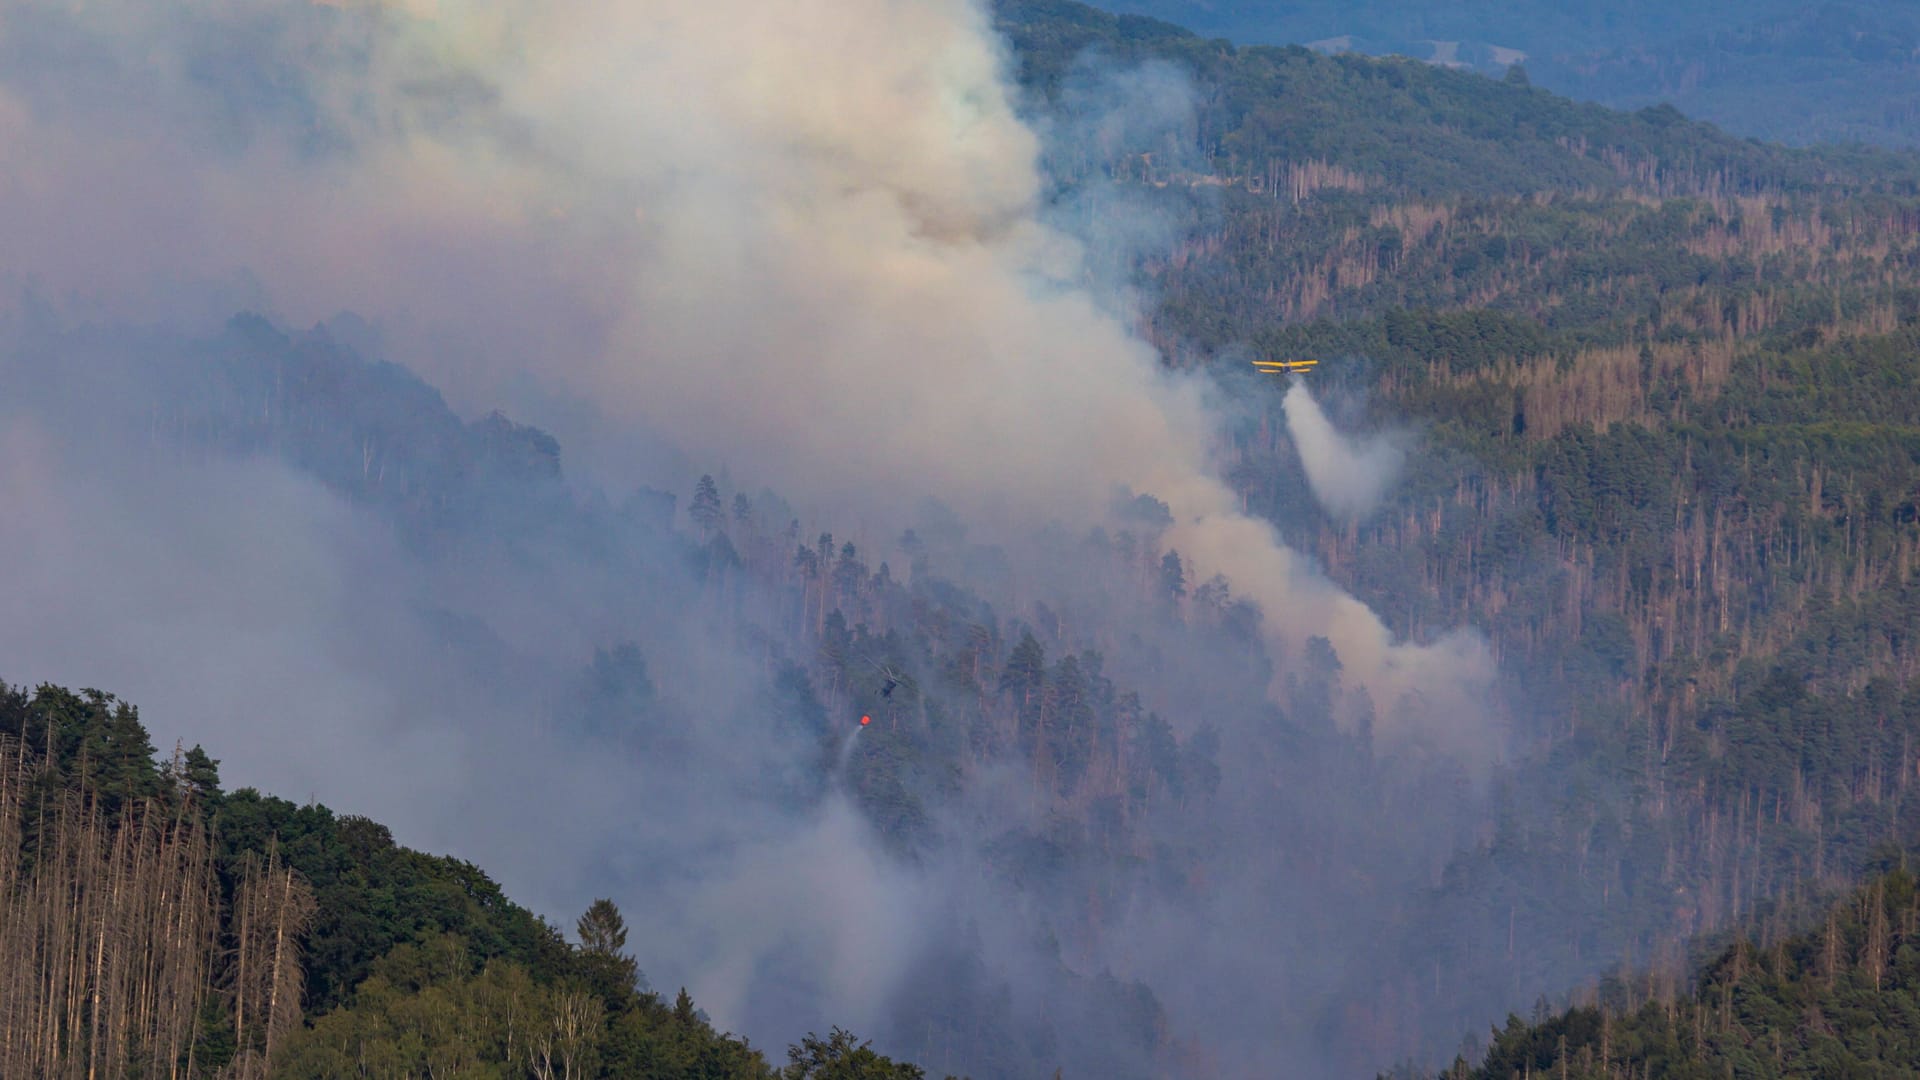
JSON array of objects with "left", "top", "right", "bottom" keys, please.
[
  {"left": 0, "top": 0, "right": 1494, "bottom": 745},
  {"left": 486, "top": 0, "right": 1499, "bottom": 745}
]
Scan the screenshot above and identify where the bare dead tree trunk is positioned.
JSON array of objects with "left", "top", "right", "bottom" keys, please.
[{"left": 0, "top": 737, "right": 223, "bottom": 1080}]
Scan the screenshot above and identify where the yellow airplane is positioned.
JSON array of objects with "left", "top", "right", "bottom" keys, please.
[{"left": 1251, "top": 358, "right": 1319, "bottom": 375}]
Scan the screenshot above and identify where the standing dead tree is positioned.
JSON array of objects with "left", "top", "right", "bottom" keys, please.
[{"left": 0, "top": 732, "right": 313, "bottom": 1079}]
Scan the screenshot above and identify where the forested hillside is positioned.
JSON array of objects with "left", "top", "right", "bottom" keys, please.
[
  {"left": 0, "top": 682, "right": 931, "bottom": 1078},
  {"left": 1002, "top": 0, "right": 1920, "bottom": 1063}
]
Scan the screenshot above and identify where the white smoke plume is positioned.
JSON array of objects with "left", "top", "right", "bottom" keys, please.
[
  {"left": 0, "top": 0, "right": 1495, "bottom": 748},
  {"left": 1282, "top": 382, "right": 1406, "bottom": 519}
]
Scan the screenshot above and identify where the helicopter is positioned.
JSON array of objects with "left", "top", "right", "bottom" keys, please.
[
  {"left": 1252, "top": 358, "right": 1319, "bottom": 375},
  {"left": 864, "top": 656, "right": 905, "bottom": 700},
  {"left": 849, "top": 658, "right": 908, "bottom": 732}
]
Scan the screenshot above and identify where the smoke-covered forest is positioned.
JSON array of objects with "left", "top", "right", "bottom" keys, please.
[{"left": 8, "top": 0, "right": 1920, "bottom": 1077}]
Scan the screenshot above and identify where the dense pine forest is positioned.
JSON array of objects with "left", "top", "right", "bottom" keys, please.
[{"left": 11, "top": 0, "right": 1920, "bottom": 1076}]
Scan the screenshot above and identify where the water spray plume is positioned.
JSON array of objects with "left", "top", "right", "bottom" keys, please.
[{"left": 1281, "top": 383, "right": 1405, "bottom": 520}]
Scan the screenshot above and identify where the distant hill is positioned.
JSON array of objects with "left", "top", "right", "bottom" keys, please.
[
  {"left": 995, "top": 0, "right": 1920, "bottom": 199},
  {"left": 1074, "top": 0, "right": 1920, "bottom": 149}
]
